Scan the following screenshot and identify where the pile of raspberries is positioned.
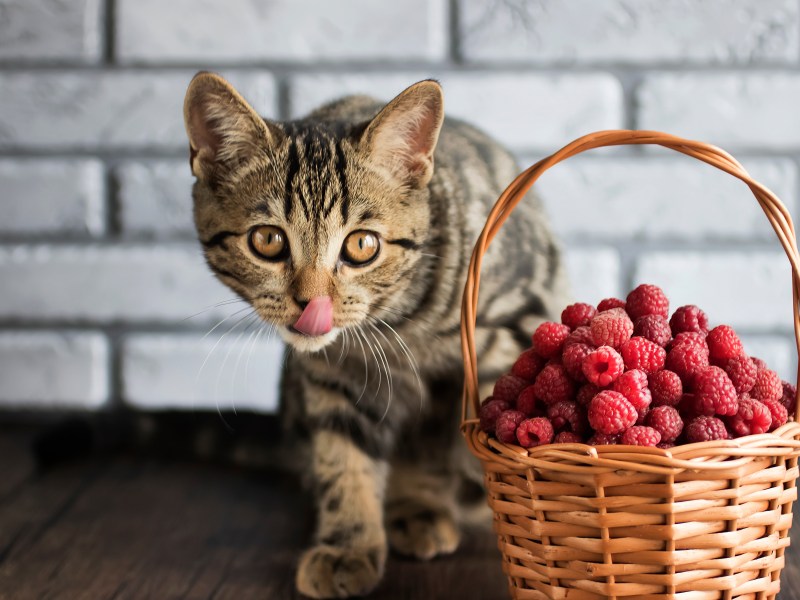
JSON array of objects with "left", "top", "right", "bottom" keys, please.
[{"left": 480, "top": 284, "right": 796, "bottom": 449}]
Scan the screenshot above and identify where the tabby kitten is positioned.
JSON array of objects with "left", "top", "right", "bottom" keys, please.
[{"left": 183, "top": 72, "right": 570, "bottom": 598}]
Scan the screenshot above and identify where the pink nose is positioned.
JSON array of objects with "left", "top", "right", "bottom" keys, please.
[{"left": 292, "top": 296, "right": 334, "bottom": 336}]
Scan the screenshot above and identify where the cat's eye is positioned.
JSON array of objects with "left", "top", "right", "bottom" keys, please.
[
  {"left": 249, "top": 225, "right": 289, "bottom": 261},
  {"left": 342, "top": 231, "right": 380, "bottom": 266}
]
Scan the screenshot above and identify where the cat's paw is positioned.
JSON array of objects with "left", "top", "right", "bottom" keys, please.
[
  {"left": 296, "top": 544, "right": 386, "bottom": 599},
  {"left": 386, "top": 505, "right": 460, "bottom": 560}
]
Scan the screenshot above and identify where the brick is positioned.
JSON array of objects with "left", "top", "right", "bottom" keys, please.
[
  {"left": 634, "top": 252, "right": 792, "bottom": 330},
  {"left": 122, "top": 333, "right": 284, "bottom": 413},
  {"left": 116, "top": 0, "right": 447, "bottom": 63},
  {"left": 0, "top": 331, "right": 108, "bottom": 408},
  {"left": 533, "top": 157, "right": 797, "bottom": 241},
  {"left": 563, "top": 247, "right": 622, "bottom": 306},
  {"left": 738, "top": 335, "right": 796, "bottom": 382},
  {"left": 0, "top": 244, "right": 238, "bottom": 323},
  {"left": 0, "top": 160, "right": 106, "bottom": 236},
  {"left": 0, "top": 0, "right": 102, "bottom": 63},
  {"left": 638, "top": 73, "right": 800, "bottom": 150},
  {"left": 459, "top": 0, "right": 798, "bottom": 65},
  {"left": 290, "top": 73, "right": 623, "bottom": 152},
  {"left": 117, "top": 161, "right": 195, "bottom": 237},
  {"left": 0, "top": 71, "right": 277, "bottom": 151}
]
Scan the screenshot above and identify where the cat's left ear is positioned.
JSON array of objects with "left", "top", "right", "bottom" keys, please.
[{"left": 360, "top": 80, "right": 444, "bottom": 189}]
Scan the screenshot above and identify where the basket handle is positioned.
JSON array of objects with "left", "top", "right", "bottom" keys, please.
[{"left": 460, "top": 130, "right": 800, "bottom": 428}]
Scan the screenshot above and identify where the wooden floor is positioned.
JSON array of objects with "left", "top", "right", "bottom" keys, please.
[{"left": 3, "top": 422, "right": 800, "bottom": 600}]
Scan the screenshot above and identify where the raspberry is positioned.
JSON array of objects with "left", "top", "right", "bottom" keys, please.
[
  {"left": 588, "top": 432, "right": 620, "bottom": 445},
  {"left": 495, "top": 410, "right": 527, "bottom": 444},
  {"left": 781, "top": 382, "right": 797, "bottom": 415},
  {"left": 582, "top": 346, "right": 625, "bottom": 386},
  {"left": 561, "top": 302, "right": 597, "bottom": 330},
  {"left": 621, "top": 426, "right": 662, "bottom": 447},
  {"left": 751, "top": 368, "right": 782, "bottom": 403},
  {"left": 706, "top": 325, "right": 744, "bottom": 363},
  {"left": 649, "top": 370, "right": 683, "bottom": 407},
  {"left": 728, "top": 397, "right": 772, "bottom": 437},
  {"left": 620, "top": 336, "right": 666, "bottom": 374},
  {"left": 634, "top": 315, "right": 672, "bottom": 347},
  {"left": 479, "top": 397, "right": 511, "bottom": 433},
  {"left": 722, "top": 354, "right": 757, "bottom": 394},
  {"left": 515, "top": 417, "right": 554, "bottom": 448},
  {"left": 668, "top": 331, "right": 708, "bottom": 351},
  {"left": 636, "top": 406, "right": 649, "bottom": 425},
  {"left": 751, "top": 357, "right": 769, "bottom": 371},
  {"left": 761, "top": 398, "right": 788, "bottom": 431},
  {"left": 693, "top": 366, "right": 738, "bottom": 417},
  {"left": 547, "top": 400, "right": 587, "bottom": 434},
  {"left": 511, "top": 348, "right": 546, "bottom": 381},
  {"left": 666, "top": 342, "right": 710, "bottom": 387},
  {"left": 626, "top": 284, "right": 669, "bottom": 321},
  {"left": 564, "top": 326, "right": 595, "bottom": 349},
  {"left": 657, "top": 442, "right": 676, "bottom": 449},
  {"left": 646, "top": 405, "right": 684, "bottom": 442},
  {"left": 533, "top": 363, "right": 575, "bottom": 405},
  {"left": 532, "top": 322, "right": 571, "bottom": 359},
  {"left": 597, "top": 298, "right": 626, "bottom": 312},
  {"left": 612, "top": 369, "right": 652, "bottom": 411},
  {"left": 554, "top": 431, "right": 583, "bottom": 444},
  {"left": 590, "top": 308, "right": 634, "bottom": 349},
  {"left": 685, "top": 416, "right": 729, "bottom": 443},
  {"left": 588, "top": 391, "right": 637, "bottom": 435},
  {"left": 515, "top": 386, "right": 540, "bottom": 417},
  {"left": 669, "top": 305, "right": 709, "bottom": 336},
  {"left": 492, "top": 373, "right": 528, "bottom": 406},
  {"left": 562, "top": 343, "right": 593, "bottom": 382},
  {"left": 577, "top": 383, "right": 601, "bottom": 407}
]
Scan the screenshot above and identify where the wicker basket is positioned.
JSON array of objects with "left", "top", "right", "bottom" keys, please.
[{"left": 460, "top": 130, "right": 800, "bottom": 599}]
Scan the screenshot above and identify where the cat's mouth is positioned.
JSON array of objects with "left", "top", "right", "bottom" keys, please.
[{"left": 279, "top": 325, "right": 340, "bottom": 353}]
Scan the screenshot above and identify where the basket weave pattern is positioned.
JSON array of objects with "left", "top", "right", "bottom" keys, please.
[{"left": 460, "top": 131, "right": 800, "bottom": 599}]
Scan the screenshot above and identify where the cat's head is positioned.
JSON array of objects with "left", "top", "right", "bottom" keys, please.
[{"left": 184, "top": 72, "right": 444, "bottom": 352}]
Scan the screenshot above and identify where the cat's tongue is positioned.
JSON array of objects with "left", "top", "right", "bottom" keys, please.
[{"left": 292, "top": 296, "right": 333, "bottom": 337}]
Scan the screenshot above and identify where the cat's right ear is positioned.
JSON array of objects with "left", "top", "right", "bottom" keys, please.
[{"left": 183, "top": 72, "right": 280, "bottom": 184}]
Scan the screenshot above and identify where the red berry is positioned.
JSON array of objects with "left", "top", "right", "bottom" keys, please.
[
  {"left": 649, "top": 370, "right": 683, "bottom": 407},
  {"left": 722, "top": 354, "right": 757, "bottom": 394},
  {"left": 669, "top": 305, "right": 709, "bottom": 336},
  {"left": 590, "top": 308, "right": 634, "bottom": 349},
  {"left": 562, "top": 343, "right": 593, "bottom": 382},
  {"left": 561, "top": 302, "right": 597, "bottom": 330},
  {"left": 620, "top": 336, "right": 666, "bottom": 374},
  {"left": 563, "top": 325, "right": 596, "bottom": 349},
  {"left": 706, "top": 325, "right": 744, "bottom": 363},
  {"left": 693, "top": 366, "right": 738, "bottom": 417},
  {"left": 495, "top": 410, "right": 527, "bottom": 444},
  {"left": 626, "top": 284, "right": 669, "bottom": 321},
  {"left": 533, "top": 363, "right": 575, "bottom": 405},
  {"left": 588, "top": 432, "right": 620, "bottom": 445},
  {"left": 728, "top": 397, "right": 772, "bottom": 437},
  {"left": 554, "top": 431, "right": 583, "bottom": 444},
  {"left": 657, "top": 442, "right": 676, "bottom": 449},
  {"left": 511, "top": 348, "right": 546, "bottom": 381},
  {"left": 751, "top": 357, "right": 769, "bottom": 371},
  {"left": 646, "top": 405, "right": 684, "bottom": 443},
  {"left": 612, "top": 369, "right": 652, "bottom": 411},
  {"left": 621, "top": 426, "right": 662, "bottom": 447},
  {"left": 515, "top": 386, "right": 540, "bottom": 417},
  {"left": 582, "top": 346, "right": 625, "bottom": 386},
  {"left": 634, "top": 314, "right": 672, "bottom": 347},
  {"left": 761, "top": 398, "right": 788, "bottom": 431},
  {"left": 685, "top": 416, "right": 729, "bottom": 443},
  {"left": 532, "top": 322, "right": 571, "bottom": 359},
  {"left": 751, "top": 368, "right": 782, "bottom": 403},
  {"left": 547, "top": 400, "right": 587, "bottom": 434},
  {"left": 479, "top": 398, "right": 511, "bottom": 433},
  {"left": 597, "top": 298, "right": 626, "bottom": 312},
  {"left": 577, "top": 383, "right": 601, "bottom": 407},
  {"left": 588, "top": 391, "right": 637, "bottom": 435},
  {"left": 781, "top": 381, "right": 797, "bottom": 415},
  {"left": 492, "top": 373, "right": 528, "bottom": 406},
  {"left": 666, "top": 342, "right": 710, "bottom": 387},
  {"left": 515, "top": 417, "right": 554, "bottom": 448}
]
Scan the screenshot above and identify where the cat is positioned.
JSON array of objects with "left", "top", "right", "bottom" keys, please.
[{"left": 183, "top": 71, "right": 570, "bottom": 599}]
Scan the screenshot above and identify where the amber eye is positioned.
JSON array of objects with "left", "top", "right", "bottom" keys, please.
[
  {"left": 248, "top": 226, "right": 288, "bottom": 261},
  {"left": 342, "top": 231, "right": 380, "bottom": 266}
]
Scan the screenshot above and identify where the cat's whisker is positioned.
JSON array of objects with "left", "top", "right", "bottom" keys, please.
[
  {"left": 181, "top": 297, "right": 246, "bottom": 322},
  {"left": 214, "top": 311, "right": 260, "bottom": 418},
  {"left": 230, "top": 315, "right": 265, "bottom": 413},
  {"left": 371, "top": 303, "right": 440, "bottom": 339},
  {"left": 201, "top": 304, "right": 253, "bottom": 341},
  {"left": 375, "top": 316, "right": 425, "bottom": 413},
  {"left": 352, "top": 326, "right": 371, "bottom": 405},
  {"left": 196, "top": 307, "right": 256, "bottom": 389},
  {"left": 365, "top": 327, "right": 393, "bottom": 423},
  {"left": 245, "top": 319, "right": 268, "bottom": 390}
]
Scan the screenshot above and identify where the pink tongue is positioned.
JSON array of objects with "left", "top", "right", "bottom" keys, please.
[{"left": 293, "top": 296, "right": 333, "bottom": 336}]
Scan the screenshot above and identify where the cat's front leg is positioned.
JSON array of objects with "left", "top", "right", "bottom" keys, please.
[{"left": 296, "top": 386, "right": 391, "bottom": 599}]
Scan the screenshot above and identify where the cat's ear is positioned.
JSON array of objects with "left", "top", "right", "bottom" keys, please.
[
  {"left": 183, "top": 71, "right": 280, "bottom": 184},
  {"left": 360, "top": 80, "right": 444, "bottom": 189}
]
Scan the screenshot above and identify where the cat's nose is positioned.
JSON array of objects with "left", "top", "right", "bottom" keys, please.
[{"left": 294, "top": 297, "right": 309, "bottom": 310}]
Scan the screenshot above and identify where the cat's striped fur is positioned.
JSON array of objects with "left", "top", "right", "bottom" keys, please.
[{"left": 184, "top": 73, "right": 570, "bottom": 598}]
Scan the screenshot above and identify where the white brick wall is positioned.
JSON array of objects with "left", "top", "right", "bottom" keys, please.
[{"left": 2, "top": 0, "right": 799, "bottom": 411}]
